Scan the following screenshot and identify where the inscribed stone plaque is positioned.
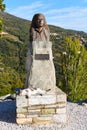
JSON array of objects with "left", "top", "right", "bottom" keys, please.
[{"left": 35, "top": 54, "right": 49, "bottom": 60}]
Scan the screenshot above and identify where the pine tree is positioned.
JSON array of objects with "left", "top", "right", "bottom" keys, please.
[{"left": 59, "top": 37, "right": 87, "bottom": 102}]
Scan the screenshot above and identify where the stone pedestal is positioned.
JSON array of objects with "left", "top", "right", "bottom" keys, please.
[
  {"left": 27, "top": 41, "right": 56, "bottom": 91},
  {"left": 16, "top": 87, "right": 67, "bottom": 125}
]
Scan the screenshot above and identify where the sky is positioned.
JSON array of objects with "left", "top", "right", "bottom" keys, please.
[{"left": 4, "top": 0, "right": 87, "bottom": 33}]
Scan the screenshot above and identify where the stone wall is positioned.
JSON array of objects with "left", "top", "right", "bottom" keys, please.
[{"left": 16, "top": 87, "right": 67, "bottom": 125}]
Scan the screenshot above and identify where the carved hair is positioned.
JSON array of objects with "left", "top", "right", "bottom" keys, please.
[
  {"left": 29, "top": 13, "right": 50, "bottom": 42},
  {"left": 30, "top": 13, "right": 49, "bottom": 29}
]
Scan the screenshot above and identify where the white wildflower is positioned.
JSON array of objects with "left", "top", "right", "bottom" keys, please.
[{"left": 63, "top": 52, "right": 67, "bottom": 55}]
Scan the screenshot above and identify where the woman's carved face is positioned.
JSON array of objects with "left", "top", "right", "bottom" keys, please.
[{"left": 36, "top": 15, "right": 44, "bottom": 27}]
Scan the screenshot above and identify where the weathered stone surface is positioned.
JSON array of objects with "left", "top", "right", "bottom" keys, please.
[
  {"left": 16, "top": 118, "right": 32, "bottom": 124},
  {"left": 56, "top": 107, "right": 66, "bottom": 114},
  {"left": 27, "top": 109, "right": 41, "bottom": 115},
  {"left": 28, "top": 41, "right": 56, "bottom": 91},
  {"left": 17, "top": 107, "right": 28, "bottom": 113},
  {"left": 56, "top": 87, "right": 66, "bottom": 94},
  {"left": 17, "top": 114, "right": 26, "bottom": 118},
  {"left": 16, "top": 96, "right": 27, "bottom": 107},
  {"left": 56, "top": 87, "right": 66, "bottom": 103},
  {"left": 39, "top": 114, "right": 53, "bottom": 117},
  {"left": 33, "top": 116, "right": 52, "bottom": 124},
  {"left": 41, "top": 108, "right": 56, "bottom": 114},
  {"left": 16, "top": 87, "right": 67, "bottom": 125},
  {"left": 56, "top": 94, "right": 66, "bottom": 103},
  {"left": 28, "top": 94, "right": 56, "bottom": 105},
  {"left": 26, "top": 114, "right": 38, "bottom": 118}
]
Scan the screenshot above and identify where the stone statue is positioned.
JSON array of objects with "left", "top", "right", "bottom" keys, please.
[
  {"left": 16, "top": 14, "right": 67, "bottom": 126},
  {"left": 25, "top": 13, "right": 56, "bottom": 92}
]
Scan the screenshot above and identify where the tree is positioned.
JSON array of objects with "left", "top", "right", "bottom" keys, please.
[
  {"left": 0, "top": 66, "right": 24, "bottom": 96},
  {"left": 0, "top": 53, "right": 23, "bottom": 96},
  {"left": 0, "top": 0, "right": 5, "bottom": 11},
  {"left": 59, "top": 37, "right": 87, "bottom": 102},
  {"left": 0, "top": 0, "right": 6, "bottom": 37}
]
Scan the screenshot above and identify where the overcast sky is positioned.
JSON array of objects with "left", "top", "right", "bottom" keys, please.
[{"left": 4, "top": 0, "right": 87, "bottom": 33}]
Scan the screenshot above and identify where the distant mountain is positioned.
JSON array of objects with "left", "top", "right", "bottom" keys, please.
[
  {"left": 0, "top": 12, "right": 87, "bottom": 96},
  {"left": 1, "top": 12, "right": 87, "bottom": 39}
]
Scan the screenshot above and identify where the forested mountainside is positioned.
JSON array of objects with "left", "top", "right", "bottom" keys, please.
[{"left": 0, "top": 12, "right": 87, "bottom": 97}]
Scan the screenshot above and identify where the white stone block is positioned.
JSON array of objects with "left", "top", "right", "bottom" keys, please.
[
  {"left": 28, "top": 94, "right": 56, "bottom": 105},
  {"left": 55, "top": 87, "right": 67, "bottom": 103},
  {"left": 17, "top": 107, "right": 28, "bottom": 113},
  {"left": 56, "top": 94, "right": 66, "bottom": 103},
  {"left": 16, "top": 118, "right": 32, "bottom": 124},
  {"left": 26, "top": 114, "right": 38, "bottom": 118},
  {"left": 28, "top": 109, "right": 41, "bottom": 115},
  {"left": 33, "top": 116, "right": 52, "bottom": 124},
  {"left": 56, "top": 107, "right": 66, "bottom": 114},
  {"left": 17, "top": 114, "right": 26, "bottom": 118},
  {"left": 16, "top": 95, "right": 27, "bottom": 107}
]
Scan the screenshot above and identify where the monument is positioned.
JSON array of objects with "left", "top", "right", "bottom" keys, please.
[
  {"left": 25, "top": 13, "right": 52, "bottom": 90},
  {"left": 16, "top": 13, "right": 67, "bottom": 126}
]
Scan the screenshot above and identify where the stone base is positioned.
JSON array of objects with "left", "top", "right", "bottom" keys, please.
[{"left": 16, "top": 87, "right": 67, "bottom": 125}]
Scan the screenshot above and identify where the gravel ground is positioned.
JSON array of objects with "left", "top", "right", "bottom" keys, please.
[{"left": 0, "top": 100, "right": 87, "bottom": 130}]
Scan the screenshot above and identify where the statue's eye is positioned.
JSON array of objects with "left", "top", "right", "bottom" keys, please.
[
  {"left": 40, "top": 19, "right": 43, "bottom": 21},
  {"left": 38, "top": 19, "right": 43, "bottom": 22}
]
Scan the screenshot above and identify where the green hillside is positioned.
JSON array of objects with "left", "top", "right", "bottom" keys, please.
[{"left": 0, "top": 12, "right": 87, "bottom": 97}]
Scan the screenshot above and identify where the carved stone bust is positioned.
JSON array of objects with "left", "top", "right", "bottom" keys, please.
[{"left": 29, "top": 13, "right": 50, "bottom": 53}]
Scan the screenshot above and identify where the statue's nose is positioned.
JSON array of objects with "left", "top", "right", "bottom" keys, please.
[{"left": 40, "top": 19, "right": 43, "bottom": 24}]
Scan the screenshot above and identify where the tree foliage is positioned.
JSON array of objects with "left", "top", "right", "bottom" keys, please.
[
  {"left": 59, "top": 37, "right": 87, "bottom": 102},
  {"left": 0, "top": 0, "right": 5, "bottom": 11},
  {"left": 0, "top": 56, "right": 23, "bottom": 96},
  {"left": 0, "top": 0, "right": 5, "bottom": 37}
]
